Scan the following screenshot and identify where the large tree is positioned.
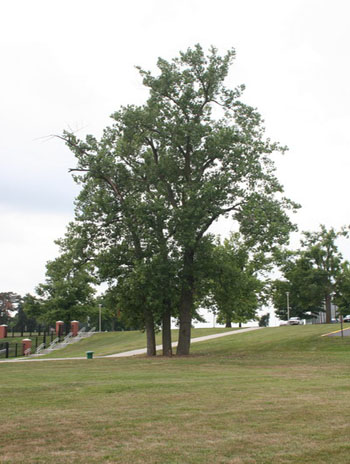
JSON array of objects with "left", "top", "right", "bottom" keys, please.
[{"left": 61, "top": 45, "right": 298, "bottom": 355}]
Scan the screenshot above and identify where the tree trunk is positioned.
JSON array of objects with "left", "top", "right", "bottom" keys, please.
[
  {"left": 162, "top": 305, "right": 172, "bottom": 356},
  {"left": 325, "top": 293, "right": 332, "bottom": 324},
  {"left": 225, "top": 317, "right": 232, "bottom": 328},
  {"left": 177, "top": 293, "right": 192, "bottom": 355},
  {"left": 177, "top": 249, "right": 194, "bottom": 356},
  {"left": 145, "top": 311, "right": 156, "bottom": 356}
]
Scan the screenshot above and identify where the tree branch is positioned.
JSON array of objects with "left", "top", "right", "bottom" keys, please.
[
  {"left": 145, "top": 137, "right": 178, "bottom": 209},
  {"left": 195, "top": 202, "right": 243, "bottom": 244}
]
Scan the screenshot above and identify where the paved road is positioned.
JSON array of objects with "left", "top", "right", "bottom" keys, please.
[
  {"left": 323, "top": 327, "right": 350, "bottom": 337},
  {"left": 0, "top": 327, "right": 262, "bottom": 363}
]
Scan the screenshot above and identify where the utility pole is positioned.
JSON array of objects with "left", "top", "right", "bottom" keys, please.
[
  {"left": 286, "top": 292, "right": 290, "bottom": 321},
  {"left": 98, "top": 304, "right": 102, "bottom": 333}
]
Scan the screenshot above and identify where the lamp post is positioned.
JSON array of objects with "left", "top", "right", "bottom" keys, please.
[
  {"left": 340, "top": 313, "right": 344, "bottom": 338},
  {"left": 286, "top": 292, "right": 290, "bottom": 321},
  {"left": 98, "top": 304, "right": 102, "bottom": 333}
]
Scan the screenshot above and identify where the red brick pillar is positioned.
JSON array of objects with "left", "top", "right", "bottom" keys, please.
[
  {"left": 56, "top": 321, "right": 64, "bottom": 337},
  {"left": 0, "top": 325, "right": 8, "bottom": 338},
  {"left": 71, "top": 320, "right": 79, "bottom": 337},
  {"left": 22, "top": 339, "right": 32, "bottom": 356}
]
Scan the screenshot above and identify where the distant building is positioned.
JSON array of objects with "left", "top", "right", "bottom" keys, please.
[{"left": 305, "top": 303, "right": 338, "bottom": 324}]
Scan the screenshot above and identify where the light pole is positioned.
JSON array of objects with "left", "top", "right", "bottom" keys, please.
[
  {"left": 286, "top": 292, "right": 290, "bottom": 321},
  {"left": 98, "top": 304, "right": 102, "bottom": 333}
]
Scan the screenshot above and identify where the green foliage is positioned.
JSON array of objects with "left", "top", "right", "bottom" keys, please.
[
  {"left": 300, "top": 225, "right": 349, "bottom": 290},
  {"left": 273, "top": 225, "right": 350, "bottom": 321},
  {"left": 24, "top": 253, "right": 96, "bottom": 325},
  {"left": 272, "top": 257, "right": 325, "bottom": 320},
  {"left": 334, "top": 262, "right": 350, "bottom": 315},
  {"left": 205, "top": 233, "right": 264, "bottom": 326}
]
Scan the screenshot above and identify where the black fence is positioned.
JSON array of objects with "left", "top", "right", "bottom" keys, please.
[
  {"left": 0, "top": 342, "right": 21, "bottom": 358},
  {"left": 0, "top": 332, "right": 67, "bottom": 359},
  {"left": 7, "top": 324, "right": 72, "bottom": 338}
]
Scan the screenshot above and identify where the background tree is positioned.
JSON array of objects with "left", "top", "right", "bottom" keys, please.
[
  {"left": 334, "top": 261, "right": 350, "bottom": 317},
  {"left": 272, "top": 225, "right": 349, "bottom": 322},
  {"left": 272, "top": 256, "right": 325, "bottom": 320},
  {"left": 24, "top": 253, "right": 96, "bottom": 327},
  {"left": 205, "top": 233, "right": 264, "bottom": 327},
  {"left": 0, "top": 292, "right": 21, "bottom": 325},
  {"left": 259, "top": 313, "right": 270, "bottom": 327},
  {"left": 60, "top": 44, "right": 298, "bottom": 355},
  {"left": 300, "top": 225, "right": 349, "bottom": 323},
  {"left": 101, "top": 286, "right": 143, "bottom": 331}
]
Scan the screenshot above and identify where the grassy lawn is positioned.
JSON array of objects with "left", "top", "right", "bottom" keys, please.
[
  {"left": 41, "top": 327, "right": 239, "bottom": 358},
  {"left": 2, "top": 324, "right": 350, "bottom": 463}
]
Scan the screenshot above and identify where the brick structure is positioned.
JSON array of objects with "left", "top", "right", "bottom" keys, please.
[
  {"left": 22, "top": 339, "right": 32, "bottom": 356},
  {"left": 0, "top": 325, "right": 7, "bottom": 339},
  {"left": 56, "top": 321, "right": 64, "bottom": 337},
  {"left": 71, "top": 320, "right": 79, "bottom": 337}
]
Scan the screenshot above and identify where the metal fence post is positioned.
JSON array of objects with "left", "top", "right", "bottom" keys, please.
[{"left": 5, "top": 342, "right": 9, "bottom": 358}]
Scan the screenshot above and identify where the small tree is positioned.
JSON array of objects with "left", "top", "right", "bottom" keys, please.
[
  {"left": 207, "top": 234, "right": 264, "bottom": 327},
  {"left": 24, "top": 253, "right": 96, "bottom": 326},
  {"left": 259, "top": 313, "right": 270, "bottom": 327}
]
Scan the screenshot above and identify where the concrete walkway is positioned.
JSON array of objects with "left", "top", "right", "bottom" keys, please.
[{"left": 0, "top": 327, "right": 262, "bottom": 363}]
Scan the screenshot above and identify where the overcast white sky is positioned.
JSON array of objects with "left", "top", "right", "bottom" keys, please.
[{"left": 1, "top": 0, "right": 350, "bottom": 311}]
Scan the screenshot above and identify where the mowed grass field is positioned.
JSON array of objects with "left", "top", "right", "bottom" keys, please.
[
  {"left": 42, "top": 327, "right": 239, "bottom": 358},
  {"left": 2, "top": 324, "right": 350, "bottom": 463}
]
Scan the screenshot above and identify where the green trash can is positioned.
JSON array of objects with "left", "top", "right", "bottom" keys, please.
[{"left": 86, "top": 351, "right": 94, "bottom": 359}]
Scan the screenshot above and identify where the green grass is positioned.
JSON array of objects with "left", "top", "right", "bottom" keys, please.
[
  {"left": 2, "top": 324, "right": 350, "bottom": 463},
  {"left": 41, "top": 327, "right": 238, "bottom": 358}
]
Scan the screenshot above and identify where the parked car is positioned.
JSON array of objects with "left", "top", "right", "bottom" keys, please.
[
  {"left": 288, "top": 317, "right": 303, "bottom": 325},
  {"left": 343, "top": 315, "right": 350, "bottom": 323}
]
